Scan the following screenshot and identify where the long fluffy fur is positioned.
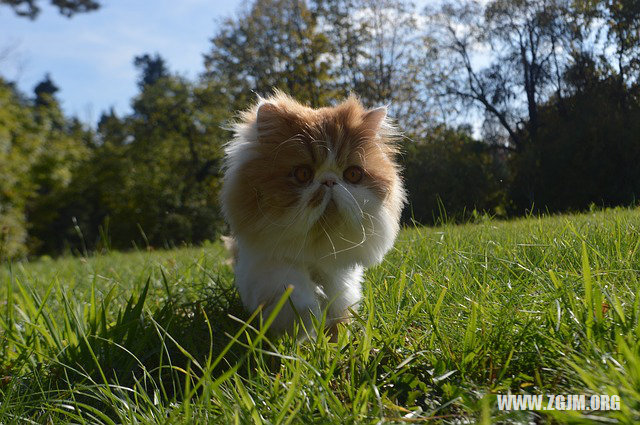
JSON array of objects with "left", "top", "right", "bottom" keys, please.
[{"left": 221, "top": 91, "right": 406, "bottom": 336}]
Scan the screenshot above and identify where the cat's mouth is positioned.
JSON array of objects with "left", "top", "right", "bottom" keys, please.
[
  {"left": 325, "top": 198, "right": 338, "bottom": 214},
  {"left": 318, "top": 196, "right": 340, "bottom": 224}
]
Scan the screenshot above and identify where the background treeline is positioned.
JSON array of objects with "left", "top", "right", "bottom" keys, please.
[{"left": 1, "top": 0, "right": 640, "bottom": 259}]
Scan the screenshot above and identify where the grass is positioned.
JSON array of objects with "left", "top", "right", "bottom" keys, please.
[{"left": 1, "top": 207, "right": 640, "bottom": 423}]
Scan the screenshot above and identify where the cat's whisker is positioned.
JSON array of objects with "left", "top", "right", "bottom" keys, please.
[
  {"left": 273, "top": 133, "right": 305, "bottom": 151},
  {"left": 300, "top": 127, "right": 331, "bottom": 159},
  {"left": 356, "top": 149, "right": 366, "bottom": 167},
  {"left": 270, "top": 204, "right": 308, "bottom": 252},
  {"left": 271, "top": 133, "right": 307, "bottom": 167},
  {"left": 362, "top": 211, "right": 384, "bottom": 228},
  {"left": 318, "top": 235, "right": 367, "bottom": 258},
  {"left": 308, "top": 138, "right": 331, "bottom": 153},
  {"left": 336, "top": 182, "right": 368, "bottom": 224},
  {"left": 251, "top": 194, "right": 292, "bottom": 228},
  {"left": 251, "top": 193, "right": 308, "bottom": 251},
  {"left": 314, "top": 185, "right": 370, "bottom": 259},
  {"left": 318, "top": 219, "right": 338, "bottom": 259},
  {"left": 317, "top": 215, "right": 358, "bottom": 259}
]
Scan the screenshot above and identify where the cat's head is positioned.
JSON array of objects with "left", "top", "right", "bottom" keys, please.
[{"left": 222, "top": 92, "right": 405, "bottom": 264}]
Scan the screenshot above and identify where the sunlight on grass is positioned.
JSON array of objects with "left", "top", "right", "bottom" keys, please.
[{"left": 1, "top": 208, "right": 640, "bottom": 423}]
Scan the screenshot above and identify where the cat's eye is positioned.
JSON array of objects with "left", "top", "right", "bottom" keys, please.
[
  {"left": 343, "top": 166, "right": 364, "bottom": 184},
  {"left": 293, "top": 165, "right": 314, "bottom": 184}
]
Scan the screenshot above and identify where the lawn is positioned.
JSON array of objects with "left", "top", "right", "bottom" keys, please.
[{"left": 1, "top": 208, "right": 640, "bottom": 424}]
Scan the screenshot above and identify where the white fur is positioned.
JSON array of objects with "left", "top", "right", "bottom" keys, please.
[{"left": 222, "top": 111, "right": 405, "bottom": 337}]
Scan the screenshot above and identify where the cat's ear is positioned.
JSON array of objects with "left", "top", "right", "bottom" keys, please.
[
  {"left": 256, "top": 102, "right": 286, "bottom": 142},
  {"left": 257, "top": 102, "right": 279, "bottom": 129},
  {"left": 257, "top": 102, "right": 279, "bottom": 124},
  {"left": 363, "top": 106, "right": 387, "bottom": 132}
]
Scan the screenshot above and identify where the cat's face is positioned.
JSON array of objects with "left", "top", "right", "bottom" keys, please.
[{"left": 223, "top": 93, "right": 405, "bottom": 262}]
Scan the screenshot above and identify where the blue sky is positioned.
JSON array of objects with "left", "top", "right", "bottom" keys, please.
[{"left": 0, "top": 0, "right": 242, "bottom": 124}]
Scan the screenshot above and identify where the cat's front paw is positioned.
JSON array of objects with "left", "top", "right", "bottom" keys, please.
[{"left": 260, "top": 285, "right": 321, "bottom": 339}]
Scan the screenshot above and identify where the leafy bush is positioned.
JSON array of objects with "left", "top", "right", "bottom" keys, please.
[{"left": 401, "top": 126, "right": 507, "bottom": 225}]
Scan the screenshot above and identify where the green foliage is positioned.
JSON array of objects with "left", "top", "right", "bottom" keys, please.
[
  {"left": 1, "top": 209, "right": 640, "bottom": 423},
  {"left": 430, "top": 0, "right": 640, "bottom": 216},
  {"left": 313, "top": 0, "right": 431, "bottom": 134},
  {"left": 509, "top": 57, "right": 640, "bottom": 213},
  {"left": 33, "top": 74, "right": 58, "bottom": 107},
  {"left": 29, "top": 66, "right": 228, "bottom": 255},
  {"left": 133, "top": 53, "right": 170, "bottom": 89},
  {"left": 0, "top": 80, "right": 35, "bottom": 260},
  {"left": 204, "top": 0, "right": 334, "bottom": 109},
  {"left": 401, "top": 126, "right": 506, "bottom": 224},
  {"left": 203, "top": 0, "right": 430, "bottom": 134},
  {"left": 599, "top": 0, "right": 640, "bottom": 85},
  {"left": 0, "top": 77, "right": 88, "bottom": 260}
]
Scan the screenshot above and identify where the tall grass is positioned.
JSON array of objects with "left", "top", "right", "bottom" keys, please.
[{"left": 1, "top": 208, "right": 639, "bottom": 423}]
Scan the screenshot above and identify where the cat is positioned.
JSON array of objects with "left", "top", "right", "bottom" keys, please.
[{"left": 221, "top": 91, "right": 405, "bottom": 338}]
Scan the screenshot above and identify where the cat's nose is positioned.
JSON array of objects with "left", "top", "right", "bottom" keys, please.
[{"left": 321, "top": 178, "right": 336, "bottom": 187}]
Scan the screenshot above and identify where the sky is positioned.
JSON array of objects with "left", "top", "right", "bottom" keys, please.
[{"left": 0, "top": 0, "right": 242, "bottom": 124}]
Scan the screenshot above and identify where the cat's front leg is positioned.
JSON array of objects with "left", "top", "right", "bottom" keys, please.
[
  {"left": 235, "top": 258, "right": 321, "bottom": 337},
  {"left": 322, "top": 265, "right": 364, "bottom": 329}
]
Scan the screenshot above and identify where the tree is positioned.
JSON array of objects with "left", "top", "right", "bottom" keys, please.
[
  {"left": 26, "top": 76, "right": 90, "bottom": 253},
  {"left": 1, "top": 0, "right": 100, "bottom": 19},
  {"left": 204, "top": 0, "right": 333, "bottom": 109},
  {"left": 0, "top": 74, "right": 89, "bottom": 258},
  {"left": 133, "top": 53, "right": 170, "bottom": 89},
  {"left": 603, "top": 0, "right": 640, "bottom": 87},
  {"left": 32, "top": 54, "right": 230, "bottom": 254},
  {"left": 0, "top": 79, "right": 37, "bottom": 259},
  {"left": 510, "top": 47, "right": 640, "bottom": 212},
  {"left": 34, "top": 73, "right": 59, "bottom": 107},
  {"left": 118, "top": 67, "right": 226, "bottom": 249},
  {"left": 590, "top": 0, "right": 640, "bottom": 111},
  {"left": 402, "top": 125, "right": 506, "bottom": 224},
  {"left": 427, "top": 0, "right": 640, "bottom": 212},
  {"left": 205, "top": 0, "right": 432, "bottom": 135},
  {"left": 315, "top": 0, "right": 434, "bottom": 137},
  {"left": 427, "top": 0, "right": 570, "bottom": 152}
]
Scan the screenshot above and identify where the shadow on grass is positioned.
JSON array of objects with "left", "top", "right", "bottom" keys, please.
[
  {"left": 80, "top": 285, "right": 252, "bottom": 384},
  {"left": 0, "top": 271, "right": 274, "bottom": 421}
]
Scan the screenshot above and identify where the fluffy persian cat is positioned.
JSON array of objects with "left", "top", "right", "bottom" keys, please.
[{"left": 221, "top": 92, "right": 405, "bottom": 337}]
